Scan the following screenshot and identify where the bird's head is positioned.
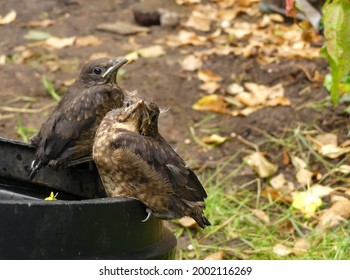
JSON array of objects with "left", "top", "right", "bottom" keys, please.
[
  {"left": 139, "top": 100, "right": 160, "bottom": 137},
  {"left": 77, "top": 57, "right": 128, "bottom": 86},
  {"left": 108, "top": 97, "right": 160, "bottom": 137}
]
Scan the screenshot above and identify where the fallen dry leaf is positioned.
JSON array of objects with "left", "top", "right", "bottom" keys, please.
[
  {"left": 259, "top": 14, "right": 283, "bottom": 28},
  {"left": 227, "top": 83, "right": 244, "bottom": 95},
  {"left": 45, "top": 60, "right": 60, "bottom": 72},
  {"left": 238, "top": 0, "right": 258, "bottom": 7},
  {"left": 138, "top": 45, "right": 165, "bottom": 58},
  {"left": 291, "top": 156, "right": 307, "bottom": 170},
  {"left": 262, "top": 187, "right": 293, "bottom": 203},
  {"left": 124, "top": 51, "right": 139, "bottom": 62},
  {"left": 224, "top": 96, "right": 244, "bottom": 107},
  {"left": 331, "top": 194, "right": 349, "bottom": 204},
  {"left": 232, "top": 106, "right": 261, "bottom": 116},
  {"left": 62, "top": 79, "right": 75, "bottom": 87},
  {"left": 340, "top": 139, "right": 350, "bottom": 148},
  {"left": 334, "top": 165, "right": 350, "bottom": 174},
  {"left": 176, "top": 0, "right": 201, "bottom": 4},
  {"left": 0, "top": 10, "right": 16, "bottom": 25},
  {"left": 310, "top": 133, "right": 350, "bottom": 159},
  {"left": 45, "top": 36, "right": 75, "bottom": 49},
  {"left": 201, "top": 134, "right": 227, "bottom": 145},
  {"left": 278, "top": 220, "right": 295, "bottom": 235},
  {"left": 293, "top": 238, "right": 310, "bottom": 256},
  {"left": 295, "top": 168, "right": 313, "bottom": 186},
  {"left": 225, "top": 22, "right": 253, "bottom": 40},
  {"left": 270, "top": 173, "right": 295, "bottom": 193},
  {"left": 199, "top": 81, "right": 220, "bottom": 94},
  {"left": 292, "top": 156, "right": 313, "bottom": 186},
  {"left": 251, "top": 209, "right": 270, "bottom": 224},
  {"left": 204, "top": 251, "right": 224, "bottom": 260},
  {"left": 235, "top": 92, "right": 264, "bottom": 107},
  {"left": 0, "top": 55, "right": 6, "bottom": 65},
  {"left": 14, "top": 48, "right": 39, "bottom": 64},
  {"left": 24, "top": 30, "right": 51, "bottom": 41},
  {"left": 164, "top": 30, "right": 207, "bottom": 47},
  {"left": 248, "top": 82, "right": 284, "bottom": 98},
  {"left": 273, "top": 244, "right": 293, "bottom": 257},
  {"left": 319, "top": 145, "right": 350, "bottom": 159},
  {"left": 75, "top": 35, "right": 102, "bottom": 47},
  {"left": 292, "top": 191, "right": 322, "bottom": 218},
  {"left": 178, "top": 216, "right": 198, "bottom": 228},
  {"left": 216, "top": 8, "right": 239, "bottom": 21},
  {"left": 215, "top": 0, "right": 237, "bottom": 10},
  {"left": 19, "top": 19, "right": 55, "bottom": 27},
  {"left": 179, "top": 54, "right": 203, "bottom": 71},
  {"left": 97, "top": 21, "right": 149, "bottom": 35},
  {"left": 309, "top": 184, "right": 333, "bottom": 198},
  {"left": 269, "top": 13, "right": 284, "bottom": 22},
  {"left": 317, "top": 199, "right": 350, "bottom": 233},
  {"left": 265, "top": 96, "right": 291, "bottom": 107},
  {"left": 198, "top": 69, "right": 223, "bottom": 83},
  {"left": 282, "top": 149, "right": 290, "bottom": 165},
  {"left": 244, "top": 152, "right": 278, "bottom": 178},
  {"left": 231, "top": 83, "right": 288, "bottom": 113},
  {"left": 192, "top": 94, "right": 229, "bottom": 114},
  {"left": 185, "top": 11, "right": 212, "bottom": 32}
]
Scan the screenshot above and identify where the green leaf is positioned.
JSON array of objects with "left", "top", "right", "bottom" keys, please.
[
  {"left": 323, "top": 73, "right": 332, "bottom": 91},
  {"left": 321, "top": 0, "right": 350, "bottom": 104},
  {"left": 24, "top": 30, "right": 51, "bottom": 41}
]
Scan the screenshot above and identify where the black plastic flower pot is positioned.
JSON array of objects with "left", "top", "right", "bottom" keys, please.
[{"left": 0, "top": 137, "right": 177, "bottom": 259}]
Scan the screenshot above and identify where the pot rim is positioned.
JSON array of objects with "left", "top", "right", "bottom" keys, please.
[{"left": 0, "top": 196, "right": 138, "bottom": 206}]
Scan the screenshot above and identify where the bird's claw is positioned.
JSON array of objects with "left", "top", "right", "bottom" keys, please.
[
  {"left": 141, "top": 208, "right": 152, "bottom": 222},
  {"left": 28, "top": 160, "right": 40, "bottom": 180}
]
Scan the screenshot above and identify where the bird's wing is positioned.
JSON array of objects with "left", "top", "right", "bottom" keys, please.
[
  {"left": 38, "top": 85, "right": 119, "bottom": 161},
  {"left": 111, "top": 132, "right": 207, "bottom": 202}
]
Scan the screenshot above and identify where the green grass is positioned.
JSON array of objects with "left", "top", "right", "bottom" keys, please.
[
  {"left": 42, "top": 75, "right": 61, "bottom": 101},
  {"left": 173, "top": 125, "right": 350, "bottom": 260},
  {"left": 16, "top": 118, "right": 37, "bottom": 142}
]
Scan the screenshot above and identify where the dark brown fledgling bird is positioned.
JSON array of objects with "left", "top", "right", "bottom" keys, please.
[
  {"left": 93, "top": 96, "right": 211, "bottom": 228},
  {"left": 29, "top": 57, "right": 128, "bottom": 180}
]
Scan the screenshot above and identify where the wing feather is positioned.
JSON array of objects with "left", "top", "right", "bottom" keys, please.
[
  {"left": 34, "top": 84, "right": 120, "bottom": 165},
  {"left": 110, "top": 132, "right": 208, "bottom": 203}
]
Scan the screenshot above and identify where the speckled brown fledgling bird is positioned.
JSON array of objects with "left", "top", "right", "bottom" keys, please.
[
  {"left": 93, "top": 96, "right": 211, "bottom": 228},
  {"left": 29, "top": 57, "right": 128, "bottom": 179}
]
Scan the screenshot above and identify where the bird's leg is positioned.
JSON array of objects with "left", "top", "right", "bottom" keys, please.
[{"left": 141, "top": 208, "right": 152, "bottom": 222}]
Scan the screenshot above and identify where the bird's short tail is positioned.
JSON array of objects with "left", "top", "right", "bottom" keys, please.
[{"left": 193, "top": 211, "right": 211, "bottom": 229}]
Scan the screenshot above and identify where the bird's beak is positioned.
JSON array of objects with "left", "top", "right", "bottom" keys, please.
[
  {"left": 102, "top": 57, "right": 129, "bottom": 78},
  {"left": 119, "top": 100, "right": 145, "bottom": 122}
]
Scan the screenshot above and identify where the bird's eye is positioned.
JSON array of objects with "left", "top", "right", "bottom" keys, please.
[
  {"left": 126, "top": 101, "right": 131, "bottom": 107},
  {"left": 151, "top": 114, "right": 157, "bottom": 122},
  {"left": 93, "top": 67, "right": 102, "bottom": 75}
]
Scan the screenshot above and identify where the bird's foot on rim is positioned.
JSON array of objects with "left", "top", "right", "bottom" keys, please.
[
  {"left": 141, "top": 208, "right": 152, "bottom": 222},
  {"left": 28, "top": 160, "right": 40, "bottom": 180}
]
